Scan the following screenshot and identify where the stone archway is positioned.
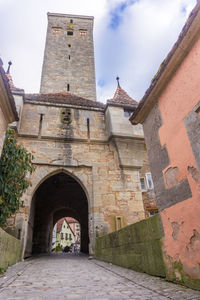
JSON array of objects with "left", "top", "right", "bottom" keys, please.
[{"left": 25, "top": 171, "right": 89, "bottom": 256}]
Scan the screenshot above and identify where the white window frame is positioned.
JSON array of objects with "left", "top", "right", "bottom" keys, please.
[{"left": 145, "top": 172, "right": 154, "bottom": 190}]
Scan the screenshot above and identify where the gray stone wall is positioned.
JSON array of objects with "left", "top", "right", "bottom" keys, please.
[
  {"left": 12, "top": 100, "right": 147, "bottom": 256},
  {"left": 40, "top": 13, "right": 96, "bottom": 100},
  {"left": 95, "top": 214, "right": 165, "bottom": 277},
  {"left": 184, "top": 101, "right": 200, "bottom": 175},
  {"left": 0, "top": 227, "right": 21, "bottom": 272}
]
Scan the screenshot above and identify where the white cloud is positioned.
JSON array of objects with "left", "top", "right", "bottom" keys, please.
[
  {"left": 0, "top": 0, "right": 197, "bottom": 102},
  {"left": 95, "top": 0, "right": 196, "bottom": 102}
]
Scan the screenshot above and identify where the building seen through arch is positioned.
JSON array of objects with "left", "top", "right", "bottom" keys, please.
[{"left": 52, "top": 217, "right": 80, "bottom": 252}]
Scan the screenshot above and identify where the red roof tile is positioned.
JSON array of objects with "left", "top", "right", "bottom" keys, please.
[
  {"left": 107, "top": 87, "right": 138, "bottom": 107},
  {"left": 6, "top": 73, "right": 24, "bottom": 93},
  {"left": 25, "top": 92, "right": 105, "bottom": 109},
  {"left": 56, "top": 218, "right": 65, "bottom": 233},
  {"left": 56, "top": 217, "right": 78, "bottom": 233},
  {"left": 66, "top": 217, "right": 77, "bottom": 223}
]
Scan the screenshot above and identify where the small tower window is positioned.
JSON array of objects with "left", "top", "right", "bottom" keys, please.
[
  {"left": 68, "top": 55, "right": 71, "bottom": 60},
  {"left": 70, "top": 19, "right": 73, "bottom": 24},
  {"left": 67, "top": 84, "right": 70, "bottom": 91},
  {"left": 79, "top": 29, "right": 87, "bottom": 36},
  {"left": 52, "top": 27, "right": 63, "bottom": 34},
  {"left": 68, "top": 44, "right": 71, "bottom": 47},
  {"left": 67, "top": 31, "right": 73, "bottom": 36}
]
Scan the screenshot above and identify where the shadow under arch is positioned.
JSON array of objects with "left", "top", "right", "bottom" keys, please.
[
  {"left": 31, "top": 168, "right": 91, "bottom": 205},
  {"left": 25, "top": 171, "right": 89, "bottom": 257}
]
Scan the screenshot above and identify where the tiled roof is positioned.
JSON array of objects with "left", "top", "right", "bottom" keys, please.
[
  {"left": 66, "top": 217, "right": 77, "bottom": 223},
  {"left": 24, "top": 92, "right": 105, "bottom": 109},
  {"left": 56, "top": 217, "right": 77, "bottom": 233},
  {"left": 130, "top": 1, "right": 200, "bottom": 123},
  {"left": 0, "top": 59, "right": 19, "bottom": 121},
  {"left": 56, "top": 218, "right": 65, "bottom": 233},
  {"left": 6, "top": 73, "right": 24, "bottom": 93},
  {"left": 107, "top": 87, "right": 138, "bottom": 107}
]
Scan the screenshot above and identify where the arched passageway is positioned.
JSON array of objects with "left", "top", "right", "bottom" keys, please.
[{"left": 26, "top": 172, "right": 89, "bottom": 256}]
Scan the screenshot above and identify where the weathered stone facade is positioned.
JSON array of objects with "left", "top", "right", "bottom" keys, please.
[
  {"left": 9, "top": 91, "right": 149, "bottom": 257},
  {"left": 40, "top": 13, "right": 96, "bottom": 100}
]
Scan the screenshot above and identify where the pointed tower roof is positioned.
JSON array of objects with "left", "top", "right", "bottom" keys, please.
[
  {"left": 107, "top": 77, "right": 138, "bottom": 108},
  {"left": 5, "top": 61, "right": 24, "bottom": 94},
  {"left": 0, "top": 58, "right": 18, "bottom": 121}
]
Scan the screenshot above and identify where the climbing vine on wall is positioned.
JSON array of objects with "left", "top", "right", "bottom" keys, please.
[{"left": 0, "top": 128, "right": 35, "bottom": 226}]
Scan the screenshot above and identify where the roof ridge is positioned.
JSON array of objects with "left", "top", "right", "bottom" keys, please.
[
  {"left": 28, "top": 91, "right": 97, "bottom": 103},
  {"left": 24, "top": 92, "right": 105, "bottom": 109}
]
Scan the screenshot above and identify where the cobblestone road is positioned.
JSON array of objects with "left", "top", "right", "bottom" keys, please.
[{"left": 0, "top": 254, "right": 199, "bottom": 300}]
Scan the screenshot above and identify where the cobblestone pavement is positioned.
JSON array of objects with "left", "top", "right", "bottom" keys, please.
[{"left": 0, "top": 254, "right": 199, "bottom": 300}]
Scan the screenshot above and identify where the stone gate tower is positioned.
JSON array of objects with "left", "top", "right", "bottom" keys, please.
[
  {"left": 40, "top": 13, "right": 96, "bottom": 100},
  {"left": 5, "top": 12, "right": 156, "bottom": 258}
]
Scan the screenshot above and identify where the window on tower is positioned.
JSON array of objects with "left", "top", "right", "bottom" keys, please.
[
  {"left": 52, "top": 27, "right": 63, "bottom": 34},
  {"left": 67, "top": 31, "right": 73, "bottom": 36},
  {"left": 70, "top": 19, "right": 73, "bottom": 24},
  {"left": 67, "top": 84, "right": 70, "bottom": 91},
  {"left": 79, "top": 29, "right": 87, "bottom": 36}
]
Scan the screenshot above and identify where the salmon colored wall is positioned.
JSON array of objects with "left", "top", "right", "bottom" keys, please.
[{"left": 158, "top": 37, "right": 200, "bottom": 279}]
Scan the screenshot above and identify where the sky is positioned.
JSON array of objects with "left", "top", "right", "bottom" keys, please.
[{"left": 0, "top": 0, "right": 196, "bottom": 103}]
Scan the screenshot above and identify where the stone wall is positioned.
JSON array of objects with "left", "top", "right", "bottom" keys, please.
[
  {"left": 0, "top": 227, "right": 21, "bottom": 272},
  {"left": 6, "top": 99, "right": 148, "bottom": 256},
  {"left": 40, "top": 13, "right": 96, "bottom": 100},
  {"left": 95, "top": 214, "right": 165, "bottom": 277}
]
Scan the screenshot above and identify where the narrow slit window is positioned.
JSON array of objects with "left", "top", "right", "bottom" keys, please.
[
  {"left": 116, "top": 216, "right": 123, "bottom": 230},
  {"left": 68, "top": 55, "right": 71, "bottom": 60},
  {"left": 38, "top": 114, "right": 44, "bottom": 138},
  {"left": 67, "top": 84, "right": 70, "bottom": 91},
  {"left": 87, "top": 118, "right": 90, "bottom": 140}
]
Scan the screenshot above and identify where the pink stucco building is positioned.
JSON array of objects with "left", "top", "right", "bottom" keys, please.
[{"left": 131, "top": 2, "right": 200, "bottom": 290}]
